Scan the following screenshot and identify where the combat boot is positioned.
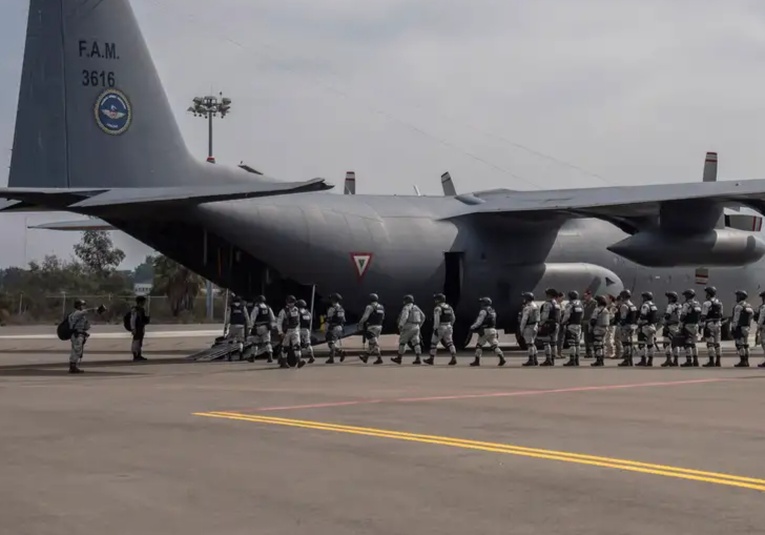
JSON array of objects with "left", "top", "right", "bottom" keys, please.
[
  {"left": 590, "top": 356, "right": 604, "bottom": 367},
  {"left": 498, "top": 356, "right": 506, "bottom": 366},
  {"left": 563, "top": 356, "right": 576, "bottom": 366},
  {"left": 391, "top": 356, "right": 403, "bottom": 365},
  {"left": 412, "top": 356, "right": 422, "bottom": 365},
  {"left": 423, "top": 357, "right": 435, "bottom": 365},
  {"left": 469, "top": 357, "right": 480, "bottom": 366},
  {"left": 339, "top": 350, "right": 346, "bottom": 363},
  {"left": 540, "top": 356, "right": 554, "bottom": 366},
  {"left": 522, "top": 356, "right": 538, "bottom": 367},
  {"left": 660, "top": 356, "right": 672, "bottom": 367},
  {"left": 671, "top": 355, "right": 679, "bottom": 367},
  {"left": 692, "top": 355, "right": 699, "bottom": 367},
  {"left": 307, "top": 355, "right": 315, "bottom": 364},
  {"left": 448, "top": 356, "right": 457, "bottom": 366},
  {"left": 266, "top": 352, "right": 274, "bottom": 364},
  {"left": 646, "top": 356, "right": 653, "bottom": 367},
  {"left": 297, "top": 359, "right": 306, "bottom": 368},
  {"left": 714, "top": 354, "right": 721, "bottom": 367},
  {"left": 373, "top": 356, "right": 383, "bottom": 365},
  {"left": 734, "top": 356, "right": 750, "bottom": 367},
  {"left": 68, "top": 362, "right": 83, "bottom": 374},
  {"left": 618, "top": 355, "right": 633, "bottom": 367},
  {"left": 758, "top": 360, "right": 765, "bottom": 368},
  {"left": 681, "top": 357, "right": 694, "bottom": 367},
  {"left": 703, "top": 356, "right": 715, "bottom": 367},
  {"left": 636, "top": 356, "right": 647, "bottom": 367},
  {"left": 359, "top": 355, "right": 369, "bottom": 364}
]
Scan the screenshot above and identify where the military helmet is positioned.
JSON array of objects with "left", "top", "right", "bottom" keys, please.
[
  {"left": 433, "top": 293, "right": 446, "bottom": 302},
  {"left": 705, "top": 286, "right": 717, "bottom": 297},
  {"left": 232, "top": 294, "right": 241, "bottom": 302},
  {"left": 330, "top": 292, "right": 342, "bottom": 302},
  {"left": 735, "top": 290, "right": 748, "bottom": 300},
  {"left": 568, "top": 290, "right": 579, "bottom": 300},
  {"left": 369, "top": 293, "right": 379, "bottom": 302},
  {"left": 665, "top": 291, "right": 678, "bottom": 300},
  {"left": 403, "top": 294, "right": 414, "bottom": 304},
  {"left": 619, "top": 289, "right": 631, "bottom": 299},
  {"left": 74, "top": 299, "right": 86, "bottom": 308},
  {"left": 286, "top": 295, "right": 296, "bottom": 304},
  {"left": 682, "top": 289, "right": 695, "bottom": 298},
  {"left": 479, "top": 296, "right": 492, "bottom": 306},
  {"left": 595, "top": 295, "right": 607, "bottom": 306},
  {"left": 521, "top": 291, "right": 534, "bottom": 302},
  {"left": 544, "top": 287, "right": 557, "bottom": 297},
  {"left": 296, "top": 299, "right": 307, "bottom": 308},
  {"left": 255, "top": 295, "right": 266, "bottom": 303},
  {"left": 641, "top": 291, "right": 653, "bottom": 300}
]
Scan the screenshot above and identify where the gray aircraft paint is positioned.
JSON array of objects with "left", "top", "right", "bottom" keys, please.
[{"left": 4, "top": 0, "right": 765, "bottom": 345}]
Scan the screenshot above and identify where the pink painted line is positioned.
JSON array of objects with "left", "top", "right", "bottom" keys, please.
[{"left": 253, "top": 377, "right": 729, "bottom": 412}]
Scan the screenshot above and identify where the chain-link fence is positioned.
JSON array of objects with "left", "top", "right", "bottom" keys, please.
[{"left": 0, "top": 293, "right": 230, "bottom": 325}]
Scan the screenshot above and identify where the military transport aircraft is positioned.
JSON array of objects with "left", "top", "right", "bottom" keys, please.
[{"left": 4, "top": 0, "right": 765, "bottom": 348}]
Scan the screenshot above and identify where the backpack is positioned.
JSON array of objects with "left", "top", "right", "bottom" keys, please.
[
  {"left": 123, "top": 311, "right": 132, "bottom": 331},
  {"left": 56, "top": 315, "right": 73, "bottom": 341}
]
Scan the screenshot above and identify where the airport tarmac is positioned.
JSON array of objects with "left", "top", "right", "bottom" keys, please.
[{"left": 1, "top": 325, "right": 764, "bottom": 534}]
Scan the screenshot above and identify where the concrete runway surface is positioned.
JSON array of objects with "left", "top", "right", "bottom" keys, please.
[{"left": 1, "top": 324, "right": 764, "bottom": 534}]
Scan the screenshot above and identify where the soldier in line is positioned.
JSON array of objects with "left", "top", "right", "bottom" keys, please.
[
  {"left": 756, "top": 291, "right": 765, "bottom": 368},
  {"left": 358, "top": 293, "right": 385, "bottom": 365},
  {"left": 589, "top": 295, "right": 611, "bottom": 367},
  {"left": 537, "top": 288, "right": 561, "bottom": 366},
  {"left": 223, "top": 294, "right": 250, "bottom": 361},
  {"left": 276, "top": 295, "right": 306, "bottom": 368},
  {"left": 635, "top": 292, "right": 659, "bottom": 367},
  {"left": 700, "top": 286, "right": 724, "bottom": 367},
  {"left": 67, "top": 299, "right": 106, "bottom": 374},
  {"left": 325, "top": 293, "right": 347, "bottom": 364},
  {"left": 469, "top": 297, "right": 506, "bottom": 366},
  {"left": 616, "top": 290, "right": 638, "bottom": 367},
  {"left": 519, "top": 292, "right": 540, "bottom": 366},
  {"left": 605, "top": 294, "right": 619, "bottom": 358},
  {"left": 425, "top": 293, "right": 457, "bottom": 366},
  {"left": 582, "top": 290, "right": 597, "bottom": 359},
  {"left": 731, "top": 290, "right": 754, "bottom": 368},
  {"left": 679, "top": 289, "right": 702, "bottom": 367},
  {"left": 659, "top": 291, "right": 681, "bottom": 367},
  {"left": 561, "top": 291, "right": 584, "bottom": 366},
  {"left": 247, "top": 295, "right": 276, "bottom": 364},
  {"left": 392, "top": 295, "right": 425, "bottom": 365},
  {"left": 296, "top": 299, "right": 315, "bottom": 364},
  {"left": 129, "top": 295, "right": 150, "bottom": 362}
]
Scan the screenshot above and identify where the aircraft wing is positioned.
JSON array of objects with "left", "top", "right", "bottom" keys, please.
[
  {"left": 446, "top": 179, "right": 765, "bottom": 224},
  {"left": 0, "top": 178, "right": 331, "bottom": 211},
  {"left": 28, "top": 218, "right": 115, "bottom": 231}
]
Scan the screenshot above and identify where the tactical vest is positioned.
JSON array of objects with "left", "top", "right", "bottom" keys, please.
[
  {"left": 254, "top": 303, "right": 271, "bottom": 326},
  {"left": 525, "top": 304, "right": 539, "bottom": 324},
  {"left": 621, "top": 303, "right": 638, "bottom": 325},
  {"left": 737, "top": 303, "right": 754, "bottom": 327},
  {"left": 567, "top": 300, "right": 584, "bottom": 325},
  {"left": 664, "top": 304, "right": 679, "bottom": 325},
  {"left": 544, "top": 301, "right": 561, "bottom": 325},
  {"left": 439, "top": 304, "right": 455, "bottom": 325},
  {"left": 229, "top": 302, "right": 246, "bottom": 325},
  {"left": 644, "top": 302, "right": 660, "bottom": 324},
  {"left": 683, "top": 301, "right": 702, "bottom": 324},
  {"left": 328, "top": 305, "right": 345, "bottom": 326},
  {"left": 284, "top": 307, "right": 300, "bottom": 329},
  {"left": 481, "top": 307, "right": 497, "bottom": 328},
  {"left": 595, "top": 307, "right": 610, "bottom": 327},
  {"left": 706, "top": 299, "right": 723, "bottom": 321},
  {"left": 407, "top": 306, "right": 424, "bottom": 325},
  {"left": 367, "top": 303, "right": 384, "bottom": 326},
  {"left": 299, "top": 310, "right": 311, "bottom": 329}
]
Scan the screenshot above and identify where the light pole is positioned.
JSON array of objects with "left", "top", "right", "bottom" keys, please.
[{"left": 187, "top": 93, "right": 233, "bottom": 320}]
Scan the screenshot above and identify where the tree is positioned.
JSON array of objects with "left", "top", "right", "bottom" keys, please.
[
  {"left": 74, "top": 230, "right": 126, "bottom": 278},
  {"left": 152, "top": 255, "right": 204, "bottom": 316},
  {"left": 132, "top": 255, "right": 156, "bottom": 283}
]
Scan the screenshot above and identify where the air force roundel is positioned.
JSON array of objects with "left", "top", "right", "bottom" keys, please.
[{"left": 94, "top": 89, "right": 132, "bottom": 135}]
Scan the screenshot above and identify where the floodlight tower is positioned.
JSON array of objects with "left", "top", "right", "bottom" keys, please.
[{"left": 187, "top": 93, "right": 233, "bottom": 319}]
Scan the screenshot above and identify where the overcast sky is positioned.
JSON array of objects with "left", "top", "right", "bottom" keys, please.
[{"left": 2, "top": 0, "right": 765, "bottom": 269}]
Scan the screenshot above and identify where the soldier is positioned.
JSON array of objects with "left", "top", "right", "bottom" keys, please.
[
  {"left": 590, "top": 295, "right": 611, "bottom": 367},
  {"left": 731, "top": 290, "right": 754, "bottom": 367},
  {"left": 538, "top": 288, "right": 562, "bottom": 366},
  {"left": 660, "top": 291, "right": 682, "bottom": 367},
  {"left": 582, "top": 290, "right": 597, "bottom": 359},
  {"left": 66, "top": 299, "right": 106, "bottom": 374},
  {"left": 561, "top": 290, "right": 584, "bottom": 366},
  {"left": 616, "top": 290, "right": 638, "bottom": 367},
  {"left": 519, "top": 292, "right": 540, "bottom": 366},
  {"left": 424, "top": 293, "right": 457, "bottom": 366},
  {"left": 635, "top": 291, "right": 659, "bottom": 367},
  {"left": 223, "top": 294, "right": 250, "bottom": 361},
  {"left": 700, "top": 286, "right": 724, "bottom": 368},
  {"left": 297, "top": 299, "right": 315, "bottom": 364},
  {"left": 678, "top": 289, "right": 702, "bottom": 367},
  {"left": 605, "top": 294, "right": 619, "bottom": 358},
  {"left": 755, "top": 291, "right": 765, "bottom": 368},
  {"left": 469, "top": 297, "right": 506, "bottom": 366},
  {"left": 392, "top": 295, "right": 425, "bottom": 364},
  {"left": 247, "top": 295, "right": 276, "bottom": 363},
  {"left": 129, "top": 295, "right": 150, "bottom": 362},
  {"left": 358, "top": 293, "right": 385, "bottom": 365},
  {"left": 325, "top": 293, "right": 346, "bottom": 364},
  {"left": 276, "top": 295, "right": 305, "bottom": 368},
  {"left": 555, "top": 291, "right": 566, "bottom": 356}
]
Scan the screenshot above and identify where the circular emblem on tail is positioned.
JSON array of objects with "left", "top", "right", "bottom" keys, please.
[{"left": 94, "top": 89, "right": 132, "bottom": 135}]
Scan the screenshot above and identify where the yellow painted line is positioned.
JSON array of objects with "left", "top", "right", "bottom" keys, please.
[{"left": 194, "top": 411, "right": 765, "bottom": 493}]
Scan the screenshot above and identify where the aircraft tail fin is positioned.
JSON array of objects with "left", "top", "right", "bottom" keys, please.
[
  {"left": 9, "top": 0, "right": 207, "bottom": 190},
  {"left": 441, "top": 172, "right": 457, "bottom": 196}
]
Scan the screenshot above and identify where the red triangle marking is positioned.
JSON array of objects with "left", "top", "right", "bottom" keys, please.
[{"left": 351, "top": 253, "right": 373, "bottom": 279}]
